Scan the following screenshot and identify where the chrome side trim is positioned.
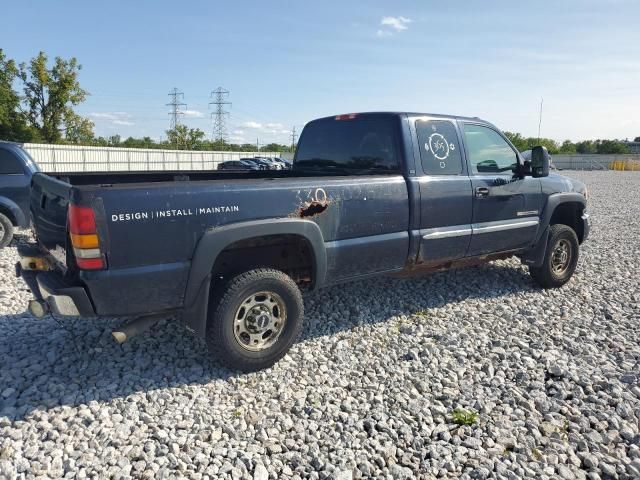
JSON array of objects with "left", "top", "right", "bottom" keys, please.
[
  {"left": 422, "top": 225, "right": 472, "bottom": 240},
  {"left": 472, "top": 218, "right": 539, "bottom": 234},
  {"left": 517, "top": 210, "right": 539, "bottom": 216}
]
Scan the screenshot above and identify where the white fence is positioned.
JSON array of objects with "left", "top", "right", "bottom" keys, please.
[{"left": 23, "top": 143, "right": 279, "bottom": 173}]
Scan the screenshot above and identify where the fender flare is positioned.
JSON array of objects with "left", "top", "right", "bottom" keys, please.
[
  {"left": 536, "top": 192, "right": 586, "bottom": 243},
  {"left": 0, "top": 196, "right": 27, "bottom": 227},
  {"left": 182, "top": 218, "right": 327, "bottom": 337},
  {"left": 522, "top": 192, "right": 586, "bottom": 267}
]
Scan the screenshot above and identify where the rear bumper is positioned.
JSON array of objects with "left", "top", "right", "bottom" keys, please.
[
  {"left": 16, "top": 242, "right": 96, "bottom": 317},
  {"left": 17, "top": 265, "right": 96, "bottom": 316}
]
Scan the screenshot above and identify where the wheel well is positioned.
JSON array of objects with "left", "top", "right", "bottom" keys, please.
[
  {"left": 0, "top": 205, "right": 17, "bottom": 226},
  {"left": 211, "top": 234, "right": 314, "bottom": 287},
  {"left": 549, "top": 202, "right": 585, "bottom": 243}
]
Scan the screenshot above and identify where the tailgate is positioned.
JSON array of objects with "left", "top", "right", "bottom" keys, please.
[{"left": 30, "top": 173, "right": 72, "bottom": 266}]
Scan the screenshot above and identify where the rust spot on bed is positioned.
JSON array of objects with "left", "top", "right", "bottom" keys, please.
[{"left": 294, "top": 200, "right": 330, "bottom": 218}]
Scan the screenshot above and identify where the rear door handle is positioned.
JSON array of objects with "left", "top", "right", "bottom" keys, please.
[{"left": 475, "top": 187, "right": 490, "bottom": 198}]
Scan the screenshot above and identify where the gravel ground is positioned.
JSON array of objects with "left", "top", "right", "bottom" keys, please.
[{"left": 1, "top": 170, "right": 639, "bottom": 480}]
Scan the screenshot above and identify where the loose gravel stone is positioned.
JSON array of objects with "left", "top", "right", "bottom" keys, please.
[{"left": 1, "top": 171, "right": 639, "bottom": 479}]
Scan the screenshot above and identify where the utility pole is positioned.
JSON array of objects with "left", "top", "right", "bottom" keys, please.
[
  {"left": 209, "top": 87, "right": 231, "bottom": 145},
  {"left": 290, "top": 126, "right": 297, "bottom": 152},
  {"left": 256, "top": 138, "right": 260, "bottom": 152},
  {"left": 537, "top": 97, "right": 544, "bottom": 142},
  {"left": 166, "top": 87, "right": 186, "bottom": 131}
]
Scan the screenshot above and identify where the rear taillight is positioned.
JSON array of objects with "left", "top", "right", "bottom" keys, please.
[{"left": 69, "top": 204, "right": 105, "bottom": 270}]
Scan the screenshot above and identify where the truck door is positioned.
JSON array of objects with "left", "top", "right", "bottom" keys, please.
[
  {"left": 413, "top": 118, "right": 473, "bottom": 263},
  {"left": 460, "top": 122, "right": 542, "bottom": 256}
]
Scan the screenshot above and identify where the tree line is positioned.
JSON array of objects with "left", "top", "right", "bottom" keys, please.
[
  {"left": 1, "top": 49, "right": 637, "bottom": 154},
  {"left": 503, "top": 132, "right": 635, "bottom": 155}
]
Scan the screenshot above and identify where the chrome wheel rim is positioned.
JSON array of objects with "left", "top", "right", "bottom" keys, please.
[
  {"left": 233, "top": 291, "right": 287, "bottom": 351},
  {"left": 551, "top": 239, "right": 572, "bottom": 275}
]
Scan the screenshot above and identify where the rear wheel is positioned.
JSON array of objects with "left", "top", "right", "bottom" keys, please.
[
  {"left": 529, "top": 224, "right": 579, "bottom": 288},
  {"left": 0, "top": 213, "right": 14, "bottom": 249},
  {"left": 206, "top": 268, "right": 304, "bottom": 371}
]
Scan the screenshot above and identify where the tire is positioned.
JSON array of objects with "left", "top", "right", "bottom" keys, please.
[
  {"left": 206, "top": 268, "right": 304, "bottom": 371},
  {"left": 0, "top": 213, "right": 14, "bottom": 249},
  {"left": 529, "top": 224, "right": 579, "bottom": 288}
]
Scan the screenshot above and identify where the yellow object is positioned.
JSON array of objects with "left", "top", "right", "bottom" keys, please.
[
  {"left": 20, "top": 256, "right": 51, "bottom": 271},
  {"left": 70, "top": 233, "right": 100, "bottom": 249}
]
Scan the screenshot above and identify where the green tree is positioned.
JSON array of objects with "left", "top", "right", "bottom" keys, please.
[
  {"left": 558, "top": 140, "right": 577, "bottom": 154},
  {"left": 0, "top": 49, "right": 35, "bottom": 141},
  {"left": 503, "top": 132, "right": 527, "bottom": 151},
  {"left": 595, "top": 139, "right": 629, "bottom": 154},
  {"left": 19, "top": 51, "right": 92, "bottom": 143},
  {"left": 63, "top": 111, "right": 94, "bottom": 144},
  {"left": 166, "top": 125, "right": 205, "bottom": 150},
  {"left": 575, "top": 140, "right": 596, "bottom": 154}
]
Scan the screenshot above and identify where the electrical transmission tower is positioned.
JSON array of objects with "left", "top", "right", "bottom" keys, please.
[
  {"left": 166, "top": 87, "right": 186, "bottom": 130},
  {"left": 290, "top": 126, "right": 298, "bottom": 151},
  {"left": 209, "top": 87, "right": 231, "bottom": 143}
]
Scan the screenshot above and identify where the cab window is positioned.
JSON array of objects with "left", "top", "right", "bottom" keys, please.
[
  {"left": 416, "top": 120, "right": 462, "bottom": 175},
  {"left": 462, "top": 124, "right": 518, "bottom": 174},
  {"left": 0, "top": 150, "right": 24, "bottom": 174}
]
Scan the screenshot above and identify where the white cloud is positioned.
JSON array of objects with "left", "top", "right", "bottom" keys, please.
[
  {"left": 265, "top": 122, "right": 284, "bottom": 129},
  {"left": 232, "top": 129, "right": 245, "bottom": 135},
  {"left": 378, "top": 16, "right": 412, "bottom": 37},
  {"left": 243, "top": 121, "right": 263, "bottom": 129},
  {"left": 113, "top": 119, "right": 134, "bottom": 126},
  {"left": 89, "top": 112, "right": 135, "bottom": 127},
  {"left": 381, "top": 16, "right": 411, "bottom": 31},
  {"left": 182, "top": 109, "right": 204, "bottom": 118}
]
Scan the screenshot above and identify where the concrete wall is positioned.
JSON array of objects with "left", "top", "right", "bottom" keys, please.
[{"left": 552, "top": 154, "right": 640, "bottom": 171}]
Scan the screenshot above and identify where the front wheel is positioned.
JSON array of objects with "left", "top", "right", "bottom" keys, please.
[
  {"left": 206, "top": 268, "right": 304, "bottom": 371},
  {"left": 529, "top": 224, "right": 579, "bottom": 288}
]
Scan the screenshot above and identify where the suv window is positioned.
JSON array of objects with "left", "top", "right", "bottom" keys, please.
[
  {"left": 0, "top": 150, "right": 24, "bottom": 174},
  {"left": 416, "top": 120, "right": 462, "bottom": 175},
  {"left": 462, "top": 124, "right": 518, "bottom": 174},
  {"left": 294, "top": 115, "right": 399, "bottom": 174}
]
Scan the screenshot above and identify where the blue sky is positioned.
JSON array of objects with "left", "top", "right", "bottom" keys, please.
[{"left": 3, "top": 0, "right": 639, "bottom": 144}]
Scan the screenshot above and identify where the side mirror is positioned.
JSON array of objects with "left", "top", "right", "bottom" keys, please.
[{"left": 531, "top": 146, "right": 550, "bottom": 178}]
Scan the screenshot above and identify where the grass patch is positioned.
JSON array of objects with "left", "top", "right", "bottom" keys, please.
[{"left": 451, "top": 408, "right": 478, "bottom": 426}]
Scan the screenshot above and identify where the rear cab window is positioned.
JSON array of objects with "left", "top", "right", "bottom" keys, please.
[
  {"left": 0, "top": 149, "right": 25, "bottom": 174},
  {"left": 294, "top": 114, "right": 400, "bottom": 175},
  {"left": 415, "top": 119, "right": 463, "bottom": 175}
]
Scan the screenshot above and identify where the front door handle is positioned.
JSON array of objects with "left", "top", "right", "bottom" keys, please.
[{"left": 475, "top": 186, "right": 490, "bottom": 198}]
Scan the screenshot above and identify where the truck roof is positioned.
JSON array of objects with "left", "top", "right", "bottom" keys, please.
[{"left": 311, "top": 111, "right": 494, "bottom": 125}]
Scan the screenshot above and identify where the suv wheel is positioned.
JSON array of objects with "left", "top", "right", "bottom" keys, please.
[
  {"left": 529, "top": 224, "right": 579, "bottom": 288},
  {"left": 0, "top": 213, "right": 14, "bottom": 249},
  {"left": 206, "top": 268, "right": 304, "bottom": 371}
]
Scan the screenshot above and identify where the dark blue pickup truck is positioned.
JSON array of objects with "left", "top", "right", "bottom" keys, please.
[
  {"left": 0, "top": 142, "right": 38, "bottom": 248},
  {"left": 17, "top": 113, "right": 589, "bottom": 371}
]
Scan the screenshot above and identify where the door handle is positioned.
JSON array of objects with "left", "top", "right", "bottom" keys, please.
[{"left": 475, "top": 186, "right": 490, "bottom": 198}]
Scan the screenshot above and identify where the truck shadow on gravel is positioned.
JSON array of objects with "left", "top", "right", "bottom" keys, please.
[{"left": 0, "top": 261, "right": 536, "bottom": 422}]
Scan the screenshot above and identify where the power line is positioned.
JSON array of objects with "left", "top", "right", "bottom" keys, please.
[
  {"left": 209, "top": 87, "right": 231, "bottom": 143},
  {"left": 166, "top": 87, "right": 186, "bottom": 131},
  {"left": 290, "top": 126, "right": 298, "bottom": 151}
]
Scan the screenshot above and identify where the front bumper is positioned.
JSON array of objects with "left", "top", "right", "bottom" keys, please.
[{"left": 16, "top": 246, "right": 96, "bottom": 317}]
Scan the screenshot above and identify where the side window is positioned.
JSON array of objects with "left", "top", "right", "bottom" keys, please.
[
  {"left": 462, "top": 124, "right": 518, "bottom": 174},
  {"left": 0, "top": 150, "right": 24, "bottom": 174},
  {"left": 416, "top": 120, "right": 462, "bottom": 175}
]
